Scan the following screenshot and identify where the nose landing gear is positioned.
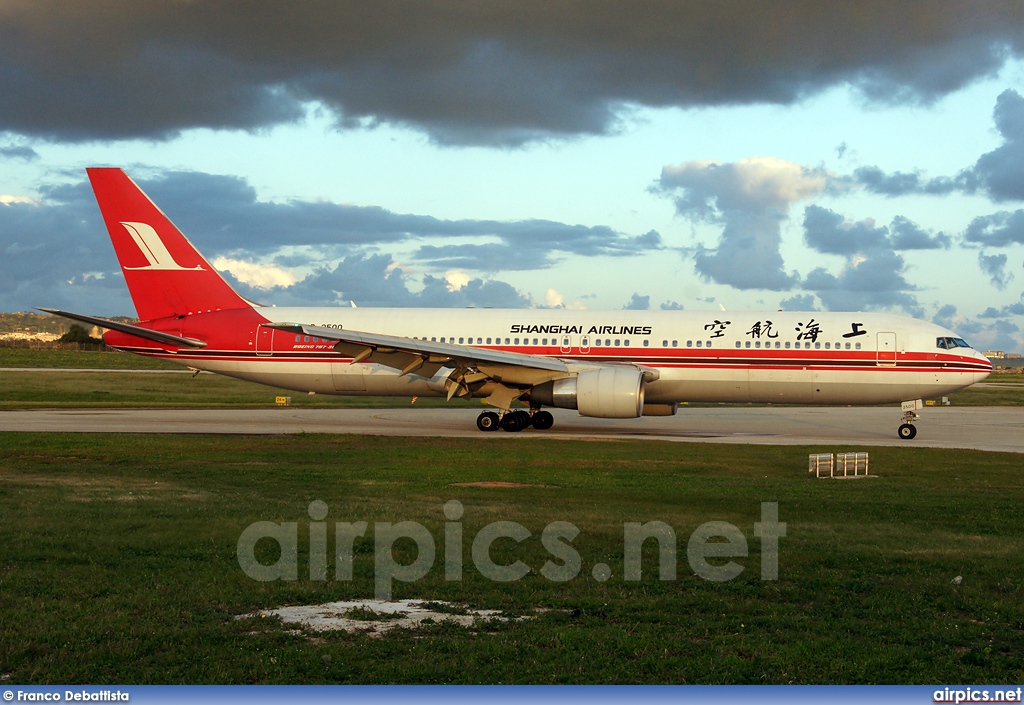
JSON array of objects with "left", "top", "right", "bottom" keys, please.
[{"left": 897, "top": 399, "right": 921, "bottom": 440}]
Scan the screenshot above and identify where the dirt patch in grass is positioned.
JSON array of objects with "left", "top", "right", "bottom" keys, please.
[{"left": 451, "top": 481, "right": 556, "bottom": 488}]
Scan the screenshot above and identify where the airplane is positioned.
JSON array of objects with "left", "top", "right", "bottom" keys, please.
[{"left": 42, "top": 168, "right": 992, "bottom": 439}]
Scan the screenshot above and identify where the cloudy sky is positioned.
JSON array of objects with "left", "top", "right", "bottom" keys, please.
[{"left": 3, "top": 1, "right": 1024, "bottom": 351}]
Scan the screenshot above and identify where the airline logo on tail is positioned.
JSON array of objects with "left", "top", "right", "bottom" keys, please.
[{"left": 120, "top": 221, "right": 203, "bottom": 271}]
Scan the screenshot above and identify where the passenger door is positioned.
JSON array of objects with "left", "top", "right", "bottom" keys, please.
[{"left": 876, "top": 332, "right": 897, "bottom": 366}]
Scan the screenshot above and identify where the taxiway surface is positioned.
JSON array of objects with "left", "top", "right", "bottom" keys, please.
[{"left": 1, "top": 407, "right": 1021, "bottom": 453}]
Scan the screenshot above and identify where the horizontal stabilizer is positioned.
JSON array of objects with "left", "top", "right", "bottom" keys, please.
[{"left": 38, "top": 308, "right": 207, "bottom": 348}]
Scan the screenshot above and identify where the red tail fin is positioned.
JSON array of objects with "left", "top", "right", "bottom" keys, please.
[{"left": 87, "top": 168, "right": 250, "bottom": 321}]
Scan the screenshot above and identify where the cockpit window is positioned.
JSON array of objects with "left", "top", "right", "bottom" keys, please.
[{"left": 937, "top": 336, "right": 972, "bottom": 350}]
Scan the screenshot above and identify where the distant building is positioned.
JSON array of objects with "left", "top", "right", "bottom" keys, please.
[
  {"left": 984, "top": 350, "right": 1005, "bottom": 359},
  {"left": 1007, "top": 352, "right": 1022, "bottom": 359}
]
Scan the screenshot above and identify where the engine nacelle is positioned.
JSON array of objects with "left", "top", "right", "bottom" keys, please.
[{"left": 531, "top": 368, "right": 645, "bottom": 418}]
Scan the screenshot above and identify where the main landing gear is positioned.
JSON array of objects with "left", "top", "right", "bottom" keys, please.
[{"left": 476, "top": 409, "right": 554, "bottom": 432}]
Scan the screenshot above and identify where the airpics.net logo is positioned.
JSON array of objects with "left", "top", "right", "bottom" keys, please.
[{"left": 236, "top": 501, "right": 786, "bottom": 599}]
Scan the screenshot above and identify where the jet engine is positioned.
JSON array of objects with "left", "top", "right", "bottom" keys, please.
[{"left": 531, "top": 367, "right": 645, "bottom": 418}]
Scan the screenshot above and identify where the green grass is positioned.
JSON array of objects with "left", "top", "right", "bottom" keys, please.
[
  {"left": 0, "top": 434, "right": 1021, "bottom": 683},
  {"left": 0, "top": 348, "right": 181, "bottom": 370},
  {"left": 0, "top": 370, "right": 476, "bottom": 409}
]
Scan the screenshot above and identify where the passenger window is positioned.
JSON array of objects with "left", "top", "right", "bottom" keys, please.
[
  {"left": 662, "top": 340, "right": 669, "bottom": 347},
  {"left": 774, "top": 341, "right": 780, "bottom": 349},
  {"left": 686, "top": 340, "right": 693, "bottom": 348},
  {"left": 533, "top": 338, "right": 539, "bottom": 345},
  {"left": 485, "top": 337, "right": 491, "bottom": 344},
  {"left": 696, "top": 340, "right": 702, "bottom": 348},
  {"left": 614, "top": 339, "right": 620, "bottom": 346},
  {"left": 706, "top": 341, "right": 712, "bottom": 348},
  {"left": 785, "top": 341, "right": 791, "bottom": 349},
  {"left": 745, "top": 341, "right": 751, "bottom": 348},
  {"left": 624, "top": 340, "right": 630, "bottom": 346},
  {"left": 304, "top": 336, "right": 310, "bottom": 342},
  {"left": 671, "top": 340, "right": 678, "bottom": 348},
  {"left": 844, "top": 342, "right": 850, "bottom": 349},
  {"left": 595, "top": 339, "right": 601, "bottom": 346},
  {"left": 824, "top": 342, "right": 830, "bottom": 349},
  {"left": 605, "top": 339, "right": 611, "bottom": 346},
  {"left": 755, "top": 341, "right": 761, "bottom": 348},
  {"left": 855, "top": 342, "right": 861, "bottom": 350},
  {"left": 815, "top": 342, "right": 821, "bottom": 349},
  {"left": 643, "top": 340, "right": 649, "bottom": 347},
  {"left": 736, "top": 341, "right": 742, "bottom": 348},
  {"left": 295, "top": 336, "right": 301, "bottom": 343}
]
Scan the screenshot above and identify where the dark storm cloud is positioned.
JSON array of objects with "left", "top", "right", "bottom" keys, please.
[
  {"left": 656, "top": 157, "right": 827, "bottom": 290},
  {"left": 853, "top": 166, "right": 959, "bottom": 197},
  {"left": 963, "top": 210, "right": 1024, "bottom": 247},
  {"left": 659, "top": 301, "right": 684, "bottom": 311},
  {"left": 779, "top": 294, "right": 818, "bottom": 311},
  {"left": 33, "top": 169, "right": 657, "bottom": 266},
  {"left": 803, "top": 205, "right": 950, "bottom": 254},
  {"left": 0, "top": 143, "right": 38, "bottom": 160},
  {"left": 622, "top": 293, "right": 650, "bottom": 310},
  {"left": 249, "top": 253, "right": 531, "bottom": 308},
  {"left": 800, "top": 206, "right": 923, "bottom": 314},
  {"left": 3, "top": 2, "right": 1024, "bottom": 145},
  {"left": 854, "top": 89, "right": 1024, "bottom": 203},
  {"left": 889, "top": 216, "right": 952, "bottom": 249},
  {"left": 979, "top": 299, "right": 1024, "bottom": 317},
  {"left": 978, "top": 252, "right": 1012, "bottom": 289},
  {"left": 413, "top": 228, "right": 661, "bottom": 271},
  {"left": 1, "top": 168, "right": 640, "bottom": 312}
]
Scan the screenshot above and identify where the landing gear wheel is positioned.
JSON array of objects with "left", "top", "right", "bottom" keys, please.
[
  {"left": 501, "top": 411, "right": 528, "bottom": 432},
  {"left": 531, "top": 410, "right": 554, "bottom": 430},
  {"left": 898, "top": 423, "right": 917, "bottom": 440},
  {"left": 477, "top": 411, "right": 500, "bottom": 432}
]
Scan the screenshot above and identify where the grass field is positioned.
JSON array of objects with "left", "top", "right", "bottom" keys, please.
[
  {"left": 2, "top": 348, "right": 1022, "bottom": 409},
  {"left": 0, "top": 433, "right": 1021, "bottom": 684}
]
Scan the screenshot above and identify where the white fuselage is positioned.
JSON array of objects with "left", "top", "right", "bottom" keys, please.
[{"left": 154, "top": 307, "right": 991, "bottom": 406}]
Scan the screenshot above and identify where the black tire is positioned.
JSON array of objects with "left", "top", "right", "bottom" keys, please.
[
  {"left": 898, "top": 423, "right": 917, "bottom": 440},
  {"left": 501, "top": 412, "right": 526, "bottom": 432},
  {"left": 477, "top": 411, "right": 500, "bottom": 432},
  {"left": 532, "top": 410, "right": 554, "bottom": 430}
]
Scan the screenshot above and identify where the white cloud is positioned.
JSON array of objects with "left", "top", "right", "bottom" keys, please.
[
  {"left": 0, "top": 194, "right": 37, "bottom": 206},
  {"left": 444, "top": 269, "right": 471, "bottom": 291},
  {"left": 211, "top": 256, "right": 297, "bottom": 290},
  {"left": 661, "top": 155, "right": 831, "bottom": 212},
  {"left": 544, "top": 288, "right": 564, "bottom": 307}
]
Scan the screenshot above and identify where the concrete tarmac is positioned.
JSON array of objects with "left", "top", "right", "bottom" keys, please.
[{"left": 1, "top": 406, "right": 1022, "bottom": 453}]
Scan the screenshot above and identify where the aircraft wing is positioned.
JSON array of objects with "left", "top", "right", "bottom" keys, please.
[{"left": 265, "top": 322, "right": 570, "bottom": 401}]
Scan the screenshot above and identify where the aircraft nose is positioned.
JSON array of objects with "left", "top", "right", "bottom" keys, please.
[{"left": 975, "top": 351, "right": 993, "bottom": 382}]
